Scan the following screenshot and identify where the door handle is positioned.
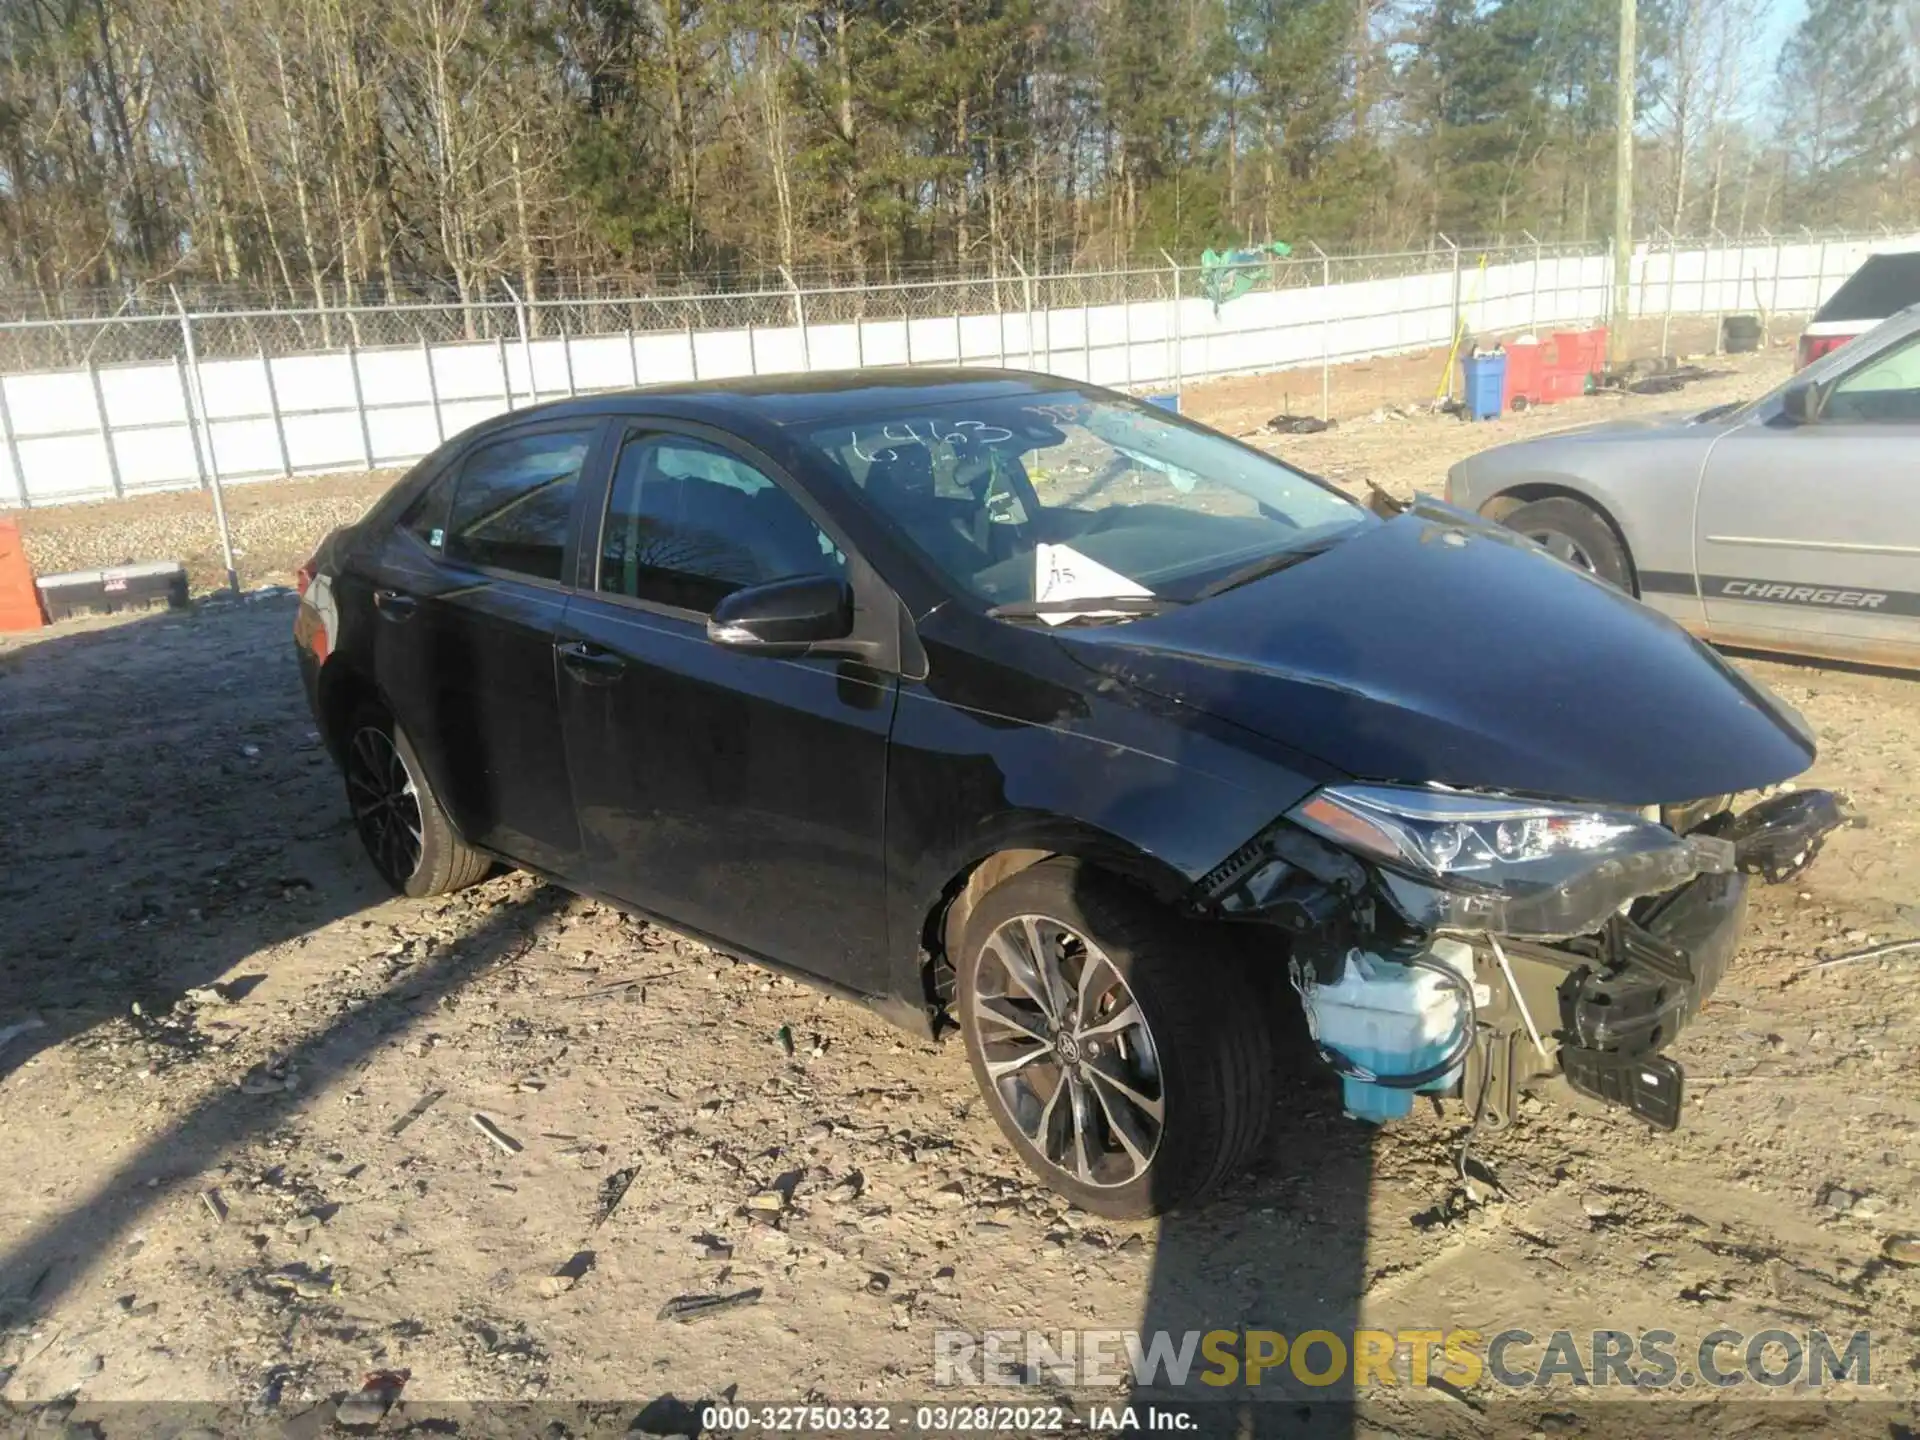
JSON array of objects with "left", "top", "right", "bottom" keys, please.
[
  {"left": 373, "top": 588, "right": 418, "bottom": 621},
  {"left": 557, "top": 639, "right": 627, "bottom": 684}
]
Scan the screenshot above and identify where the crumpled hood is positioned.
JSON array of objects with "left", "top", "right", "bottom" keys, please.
[{"left": 1058, "top": 504, "right": 1816, "bottom": 806}]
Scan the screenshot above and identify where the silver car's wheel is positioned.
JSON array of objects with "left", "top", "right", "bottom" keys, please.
[
  {"left": 956, "top": 858, "right": 1274, "bottom": 1218},
  {"left": 971, "top": 914, "right": 1164, "bottom": 1188},
  {"left": 1525, "top": 528, "right": 1598, "bottom": 573},
  {"left": 1501, "top": 496, "right": 1632, "bottom": 591}
]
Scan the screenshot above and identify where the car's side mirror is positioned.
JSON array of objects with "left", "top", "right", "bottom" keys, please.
[
  {"left": 707, "top": 574, "right": 854, "bottom": 655},
  {"left": 1779, "top": 380, "right": 1825, "bottom": 425}
]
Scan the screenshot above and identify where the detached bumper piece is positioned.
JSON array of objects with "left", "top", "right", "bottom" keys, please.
[
  {"left": 1716, "top": 788, "right": 1845, "bottom": 883},
  {"left": 1544, "top": 869, "right": 1744, "bottom": 1130},
  {"left": 1559, "top": 1049, "right": 1685, "bottom": 1130},
  {"left": 1545, "top": 790, "right": 1843, "bottom": 1129}
]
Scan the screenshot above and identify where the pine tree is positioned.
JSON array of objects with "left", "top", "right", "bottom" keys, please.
[{"left": 1778, "top": 0, "right": 1918, "bottom": 221}]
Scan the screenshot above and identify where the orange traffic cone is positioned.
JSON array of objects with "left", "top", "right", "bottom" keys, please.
[{"left": 0, "top": 519, "right": 46, "bottom": 631}]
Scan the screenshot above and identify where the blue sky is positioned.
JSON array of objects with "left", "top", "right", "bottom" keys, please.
[{"left": 1760, "top": 0, "right": 1805, "bottom": 65}]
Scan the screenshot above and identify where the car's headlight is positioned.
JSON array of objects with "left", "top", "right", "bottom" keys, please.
[{"left": 1288, "top": 784, "right": 1735, "bottom": 940}]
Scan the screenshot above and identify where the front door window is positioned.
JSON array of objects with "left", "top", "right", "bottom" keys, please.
[{"left": 598, "top": 435, "right": 845, "bottom": 611}]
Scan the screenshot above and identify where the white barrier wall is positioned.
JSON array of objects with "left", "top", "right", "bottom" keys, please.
[{"left": 2, "top": 234, "right": 1912, "bottom": 508}]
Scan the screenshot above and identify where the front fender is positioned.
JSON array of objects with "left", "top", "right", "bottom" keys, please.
[
  {"left": 1456, "top": 433, "right": 1717, "bottom": 596},
  {"left": 879, "top": 624, "right": 1333, "bottom": 1011}
]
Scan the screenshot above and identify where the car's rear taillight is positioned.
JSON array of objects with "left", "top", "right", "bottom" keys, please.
[
  {"left": 1797, "top": 333, "right": 1853, "bottom": 369},
  {"left": 293, "top": 558, "right": 332, "bottom": 664}
]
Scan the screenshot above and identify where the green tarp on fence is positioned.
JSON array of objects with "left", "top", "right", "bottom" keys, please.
[{"left": 1199, "top": 242, "right": 1293, "bottom": 314}]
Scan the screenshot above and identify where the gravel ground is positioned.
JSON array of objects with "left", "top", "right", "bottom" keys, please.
[
  {"left": 2, "top": 337, "right": 1916, "bottom": 1436},
  {"left": 13, "top": 471, "right": 402, "bottom": 596}
]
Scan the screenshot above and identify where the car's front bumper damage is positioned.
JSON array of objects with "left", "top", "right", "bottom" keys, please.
[
  {"left": 1197, "top": 788, "right": 1844, "bottom": 1133},
  {"left": 1464, "top": 866, "right": 1748, "bottom": 1131}
]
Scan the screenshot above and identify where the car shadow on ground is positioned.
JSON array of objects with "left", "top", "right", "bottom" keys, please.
[
  {"left": 0, "top": 595, "right": 385, "bottom": 1087},
  {"left": 1135, "top": 1104, "right": 1375, "bottom": 1437},
  {"left": 0, "top": 866, "right": 567, "bottom": 1326},
  {"left": 0, "top": 600, "right": 587, "bottom": 1326},
  {"left": 1717, "top": 645, "right": 1920, "bottom": 687},
  {"left": 1125, "top": 943, "right": 1380, "bottom": 1440}
]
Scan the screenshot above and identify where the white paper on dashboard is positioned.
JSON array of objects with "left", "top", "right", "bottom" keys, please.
[{"left": 1032, "top": 543, "right": 1154, "bottom": 626}]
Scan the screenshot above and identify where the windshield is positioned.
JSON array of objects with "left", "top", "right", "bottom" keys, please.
[{"left": 802, "top": 391, "right": 1371, "bottom": 614}]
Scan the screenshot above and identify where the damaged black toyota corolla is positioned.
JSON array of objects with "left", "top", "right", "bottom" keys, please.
[{"left": 294, "top": 370, "right": 1843, "bottom": 1218}]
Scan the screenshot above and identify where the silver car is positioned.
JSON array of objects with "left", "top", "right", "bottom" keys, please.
[{"left": 1447, "top": 305, "right": 1920, "bottom": 671}]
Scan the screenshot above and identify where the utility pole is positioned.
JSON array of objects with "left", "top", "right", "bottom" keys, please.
[{"left": 1611, "top": 0, "right": 1637, "bottom": 366}]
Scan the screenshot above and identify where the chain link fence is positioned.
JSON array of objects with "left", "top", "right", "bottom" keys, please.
[
  {"left": 0, "top": 226, "right": 1909, "bottom": 513},
  {"left": 0, "top": 228, "right": 1879, "bottom": 373},
  {"left": 0, "top": 237, "right": 1577, "bottom": 372}
]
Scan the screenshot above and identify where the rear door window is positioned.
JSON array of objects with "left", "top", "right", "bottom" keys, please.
[
  {"left": 444, "top": 429, "right": 594, "bottom": 582},
  {"left": 398, "top": 469, "right": 455, "bottom": 551},
  {"left": 598, "top": 434, "right": 844, "bottom": 613}
]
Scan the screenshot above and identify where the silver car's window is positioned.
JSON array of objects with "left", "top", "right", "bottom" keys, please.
[{"left": 1825, "top": 330, "right": 1920, "bottom": 423}]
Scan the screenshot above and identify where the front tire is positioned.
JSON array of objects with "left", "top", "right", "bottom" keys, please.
[
  {"left": 343, "top": 704, "right": 490, "bottom": 898},
  {"left": 1502, "top": 496, "right": 1633, "bottom": 591},
  {"left": 956, "top": 858, "right": 1274, "bottom": 1218}
]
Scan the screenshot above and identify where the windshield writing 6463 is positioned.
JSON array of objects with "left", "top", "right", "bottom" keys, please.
[{"left": 848, "top": 419, "right": 1014, "bottom": 463}]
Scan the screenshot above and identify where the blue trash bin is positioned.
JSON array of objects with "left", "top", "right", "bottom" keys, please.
[
  {"left": 1461, "top": 353, "right": 1506, "bottom": 420},
  {"left": 1144, "top": 393, "right": 1181, "bottom": 415}
]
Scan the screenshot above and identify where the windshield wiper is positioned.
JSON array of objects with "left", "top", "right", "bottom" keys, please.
[
  {"left": 986, "top": 595, "right": 1184, "bottom": 621},
  {"left": 1193, "top": 537, "right": 1346, "bottom": 600}
]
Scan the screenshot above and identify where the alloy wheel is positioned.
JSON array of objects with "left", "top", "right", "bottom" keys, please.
[
  {"left": 346, "top": 725, "right": 424, "bottom": 887},
  {"left": 969, "top": 914, "right": 1164, "bottom": 1188},
  {"left": 1527, "top": 527, "right": 1597, "bottom": 574}
]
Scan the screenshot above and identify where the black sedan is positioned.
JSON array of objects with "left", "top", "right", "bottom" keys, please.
[{"left": 295, "top": 370, "right": 1839, "bottom": 1217}]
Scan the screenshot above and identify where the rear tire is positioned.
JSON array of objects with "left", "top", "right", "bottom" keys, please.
[
  {"left": 343, "top": 703, "right": 490, "bottom": 898},
  {"left": 956, "top": 858, "right": 1274, "bottom": 1218},
  {"left": 1502, "top": 496, "right": 1633, "bottom": 592}
]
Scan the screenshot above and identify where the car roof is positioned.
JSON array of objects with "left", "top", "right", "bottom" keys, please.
[{"left": 484, "top": 368, "right": 1089, "bottom": 431}]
